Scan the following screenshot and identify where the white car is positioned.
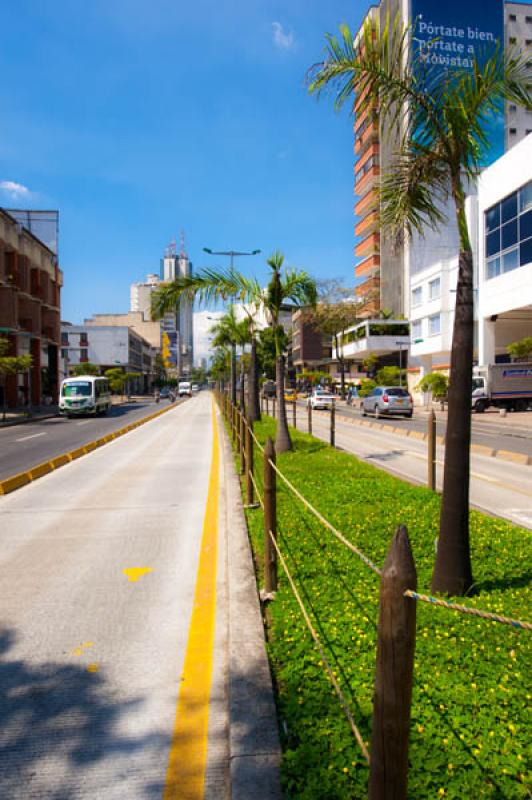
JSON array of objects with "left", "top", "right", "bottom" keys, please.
[{"left": 307, "top": 389, "right": 335, "bottom": 410}]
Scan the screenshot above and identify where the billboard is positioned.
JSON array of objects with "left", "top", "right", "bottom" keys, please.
[{"left": 411, "top": 0, "right": 505, "bottom": 161}]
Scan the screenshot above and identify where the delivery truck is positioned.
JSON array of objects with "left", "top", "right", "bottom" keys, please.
[{"left": 471, "top": 363, "right": 532, "bottom": 413}]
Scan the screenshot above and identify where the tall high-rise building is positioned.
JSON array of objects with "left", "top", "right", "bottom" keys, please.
[
  {"left": 160, "top": 236, "right": 194, "bottom": 376},
  {"left": 353, "top": 0, "right": 527, "bottom": 318},
  {"left": 130, "top": 273, "right": 160, "bottom": 319}
]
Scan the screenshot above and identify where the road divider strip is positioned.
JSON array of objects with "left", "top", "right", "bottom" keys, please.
[
  {"left": 308, "top": 406, "right": 531, "bottom": 466},
  {"left": 0, "top": 401, "right": 182, "bottom": 497}
]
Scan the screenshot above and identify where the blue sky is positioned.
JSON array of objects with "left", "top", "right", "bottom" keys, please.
[{"left": 0, "top": 0, "right": 368, "bottom": 324}]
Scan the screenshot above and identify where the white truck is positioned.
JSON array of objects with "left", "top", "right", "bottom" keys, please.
[
  {"left": 178, "top": 381, "right": 192, "bottom": 398},
  {"left": 472, "top": 363, "right": 532, "bottom": 413}
]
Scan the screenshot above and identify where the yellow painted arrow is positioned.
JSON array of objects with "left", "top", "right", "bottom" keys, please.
[{"left": 123, "top": 567, "right": 153, "bottom": 583}]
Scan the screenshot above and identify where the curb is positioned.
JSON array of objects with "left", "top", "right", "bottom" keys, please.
[
  {"left": 0, "top": 401, "right": 182, "bottom": 497},
  {"left": 311, "top": 408, "right": 531, "bottom": 466},
  {"left": 220, "top": 414, "right": 282, "bottom": 800}
]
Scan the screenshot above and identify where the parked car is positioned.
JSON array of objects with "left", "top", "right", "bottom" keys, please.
[
  {"left": 261, "top": 380, "right": 276, "bottom": 398},
  {"left": 284, "top": 389, "right": 297, "bottom": 402},
  {"left": 159, "top": 387, "right": 170, "bottom": 399},
  {"left": 361, "top": 386, "right": 413, "bottom": 418},
  {"left": 307, "top": 389, "right": 335, "bottom": 410}
]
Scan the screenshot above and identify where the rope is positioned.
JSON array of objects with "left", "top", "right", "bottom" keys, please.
[
  {"left": 268, "top": 459, "right": 382, "bottom": 577},
  {"left": 249, "top": 470, "right": 264, "bottom": 509},
  {"left": 404, "top": 590, "right": 532, "bottom": 631},
  {"left": 247, "top": 422, "right": 265, "bottom": 454},
  {"left": 269, "top": 530, "right": 370, "bottom": 764}
]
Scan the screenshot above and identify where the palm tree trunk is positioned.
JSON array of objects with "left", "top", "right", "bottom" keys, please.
[
  {"left": 230, "top": 343, "right": 237, "bottom": 406},
  {"left": 275, "top": 354, "right": 292, "bottom": 453},
  {"left": 248, "top": 336, "right": 261, "bottom": 422},
  {"left": 432, "top": 245, "right": 474, "bottom": 596},
  {"left": 239, "top": 360, "right": 245, "bottom": 410}
]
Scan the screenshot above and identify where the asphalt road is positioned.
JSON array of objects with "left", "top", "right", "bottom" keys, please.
[
  {"left": 295, "top": 400, "right": 532, "bottom": 457},
  {"left": 0, "top": 399, "right": 187, "bottom": 480},
  {"left": 293, "top": 407, "right": 532, "bottom": 531},
  {"left": 0, "top": 393, "right": 229, "bottom": 798}
]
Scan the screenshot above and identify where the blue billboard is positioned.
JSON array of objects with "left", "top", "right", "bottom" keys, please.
[{"left": 411, "top": 0, "right": 505, "bottom": 161}]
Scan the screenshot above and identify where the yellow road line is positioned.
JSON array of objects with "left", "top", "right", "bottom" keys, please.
[{"left": 163, "top": 401, "right": 219, "bottom": 800}]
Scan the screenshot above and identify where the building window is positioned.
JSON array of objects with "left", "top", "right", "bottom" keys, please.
[
  {"left": 428, "top": 314, "right": 441, "bottom": 336},
  {"left": 412, "top": 319, "right": 423, "bottom": 340},
  {"left": 411, "top": 286, "right": 423, "bottom": 307},
  {"left": 509, "top": 104, "right": 517, "bottom": 113},
  {"left": 428, "top": 277, "right": 441, "bottom": 300},
  {"left": 80, "top": 349, "right": 89, "bottom": 362},
  {"left": 526, "top": 16, "right": 532, "bottom": 23},
  {"left": 509, "top": 128, "right": 517, "bottom": 135},
  {"left": 509, "top": 14, "right": 517, "bottom": 21},
  {"left": 80, "top": 333, "right": 88, "bottom": 347},
  {"left": 485, "top": 179, "right": 532, "bottom": 278},
  {"left": 509, "top": 36, "right": 517, "bottom": 44},
  {"left": 61, "top": 348, "right": 68, "bottom": 359},
  {"left": 61, "top": 332, "right": 69, "bottom": 345}
]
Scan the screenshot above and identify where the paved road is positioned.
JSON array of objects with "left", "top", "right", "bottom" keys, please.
[
  {"left": 0, "top": 399, "right": 186, "bottom": 480},
  {"left": 0, "top": 393, "right": 229, "bottom": 798},
  {"left": 295, "top": 401, "right": 532, "bottom": 457},
  {"left": 294, "top": 408, "right": 532, "bottom": 530}
]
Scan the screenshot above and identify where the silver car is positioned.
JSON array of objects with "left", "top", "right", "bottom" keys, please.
[
  {"left": 307, "top": 389, "right": 335, "bottom": 410},
  {"left": 361, "top": 386, "right": 413, "bottom": 418}
]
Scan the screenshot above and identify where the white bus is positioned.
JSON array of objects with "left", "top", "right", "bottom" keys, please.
[{"left": 59, "top": 376, "right": 111, "bottom": 417}]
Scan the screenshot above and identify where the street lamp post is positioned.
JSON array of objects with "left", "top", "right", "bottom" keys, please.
[{"left": 203, "top": 246, "right": 261, "bottom": 410}]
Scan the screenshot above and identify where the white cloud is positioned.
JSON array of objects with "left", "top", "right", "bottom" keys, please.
[
  {"left": 0, "top": 180, "right": 32, "bottom": 200},
  {"left": 272, "top": 21, "right": 294, "bottom": 50},
  {"left": 193, "top": 310, "right": 224, "bottom": 364}
]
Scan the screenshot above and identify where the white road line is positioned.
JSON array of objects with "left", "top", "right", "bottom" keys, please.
[
  {"left": 15, "top": 432, "right": 47, "bottom": 442},
  {"left": 76, "top": 420, "right": 92, "bottom": 426}
]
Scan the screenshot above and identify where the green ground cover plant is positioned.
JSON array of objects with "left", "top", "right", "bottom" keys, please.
[{"left": 238, "top": 414, "right": 531, "bottom": 799}]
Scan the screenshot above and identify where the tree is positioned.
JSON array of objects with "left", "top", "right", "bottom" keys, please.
[
  {"left": 416, "top": 372, "right": 449, "bottom": 401},
  {"left": 0, "top": 336, "right": 33, "bottom": 420},
  {"left": 376, "top": 366, "right": 401, "bottom": 386},
  {"left": 190, "top": 366, "right": 207, "bottom": 385},
  {"left": 151, "top": 251, "right": 316, "bottom": 452},
  {"left": 209, "top": 307, "right": 250, "bottom": 406},
  {"left": 308, "top": 15, "right": 531, "bottom": 595},
  {"left": 71, "top": 363, "right": 99, "bottom": 376},
  {"left": 104, "top": 368, "right": 127, "bottom": 395},
  {"left": 256, "top": 327, "right": 281, "bottom": 380},
  {"left": 306, "top": 280, "right": 362, "bottom": 398},
  {"left": 507, "top": 336, "right": 532, "bottom": 362}
]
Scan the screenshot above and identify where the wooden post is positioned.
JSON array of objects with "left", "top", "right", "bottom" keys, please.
[
  {"left": 265, "top": 396, "right": 269, "bottom": 416},
  {"left": 369, "top": 525, "right": 417, "bottom": 800},
  {"left": 330, "top": 398, "right": 336, "bottom": 448},
  {"left": 272, "top": 396, "right": 276, "bottom": 420},
  {"left": 308, "top": 400, "right": 312, "bottom": 435},
  {"left": 246, "top": 417, "right": 254, "bottom": 506},
  {"left": 240, "top": 409, "right": 246, "bottom": 475},
  {"left": 263, "top": 437, "right": 277, "bottom": 594},
  {"left": 292, "top": 399, "right": 297, "bottom": 429},
  {"left": 427, "top": 409, "right": 436, "bottom": 491}
]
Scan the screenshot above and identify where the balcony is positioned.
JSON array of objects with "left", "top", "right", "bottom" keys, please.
[
  {"left": 354, "top": 165, "right": 379, "bottom": 197},
  {"left": 355, "top": 232, "right": 380, "bottom": 258},
  {"left": 355, "top": 211, "right": 379, "bottom": 238},
  {"left": 0, "top": 286, "right": 18, "bottom": 329},
  {"left": 356, "top": 254, "right": 381, "bottom": 278},
  {"left": 334, "top": 319, "right": 410, "bottom": 360},
  {"left": 355, "top": 192, "right": 378, "bottom": 218}
]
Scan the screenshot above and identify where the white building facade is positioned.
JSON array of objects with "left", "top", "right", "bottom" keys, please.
[
  {"left": 160, "top": 242, "right": 194, "bottom": 376},
  {"left": 130, "top": 273, "right": 160, "bottom": 318}
]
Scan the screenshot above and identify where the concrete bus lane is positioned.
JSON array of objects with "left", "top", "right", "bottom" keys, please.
[
  {"left": 0, "top": 399, "right": 187, "bottom": 481},
  {"left": 293, "top": 407, "right": 532, "bottom": 531},
  {"left": 0, "top": 393, "right": 229, "bottom": 799}
]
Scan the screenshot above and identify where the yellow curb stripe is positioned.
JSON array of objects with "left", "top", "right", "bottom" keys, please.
[{"left": 163, "top": 401, "right": 219, "bottom": 800}]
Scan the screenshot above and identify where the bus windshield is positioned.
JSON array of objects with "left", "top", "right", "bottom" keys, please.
[{"left": 62, "top": 382, "right": 92, "bottom": 397}]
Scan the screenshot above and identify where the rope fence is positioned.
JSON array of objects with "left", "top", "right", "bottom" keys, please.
[
  {"left": 404, "top": 590, "right": 532, "bottom": 631},
  {"left": 269, "top": 529, "right": 371, "bottom": 764}
]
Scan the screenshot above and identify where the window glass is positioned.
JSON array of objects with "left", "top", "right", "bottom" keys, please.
[
  {"left": 501, "top": 218, "right": 518, "bottom": 250},
  {"left": 485, "top": 205, "right": 500, "bottom": 232},
  {"left": 486, "top": 257, "right": 501, "bottom": 279},
  {"left": 429, "top": 277, "right": 441, "bottom": 300},
  {"left": 520, "top": 209, "right": 532, "bottom": 241},
  {"left": 429, "top": 314, "right": 441, "bottom": 335},
  {"left": 520, "top": 237, "right": 532, "bottom": 267},
  {"left": 502, "top": 248, "right": 519, "bottom": 273},
  {"left": 387, "top": 388, "right": 409, "bottom": 396},
  {"left": 501, "top": 192, "right": 518, "bottom": 223},
  {"left": 62, "top": 382, "right": 92, "bottom": 397},
  {"left": 486, "top": 229, "right": 500, "bottom": 257},
  {"left": 519, "top": 180, "right": 532, "bottom": 213},
  {"left": 412, "top": 320, "right": 422, "bottom": 338},
  {"left": 411, "top": 286, "right": 422, "bottom": 306}
]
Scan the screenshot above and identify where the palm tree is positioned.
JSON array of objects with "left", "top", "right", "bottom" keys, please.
[
  {"left": 208, "top": 306, "right": 248, "bottom": 406},
  {"left": 151, "top": 252, "right": 317, "bottom": 452},
  {"left": 262, "top": 251, "right": 317, "bottom": 452},
  {"left": 308, "top": 16, "right": 531, "bottom": 595}
]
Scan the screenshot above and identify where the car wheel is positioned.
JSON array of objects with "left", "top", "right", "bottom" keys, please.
[
  {"left": 361, "top": 404, "right": 366, "bottom": 416},
  {"left": 405, "top": 411, "right": 413, "bottom": 418},
  {"left": 474, "top": 400, "right": 487, "bottom": 413},
  {"left": 375, "top": 405, "right": 381, "bottom": 419},
  {"left": 514, "top": 399, "right": 527, "bottom": 413}
]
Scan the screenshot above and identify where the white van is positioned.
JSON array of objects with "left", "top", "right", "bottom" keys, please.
[
  {"left": 178, "top": 381, "right": 192, "bottom": 397},
  {"left": 59, "top": 376, "right": 111, "bottom": 417}
]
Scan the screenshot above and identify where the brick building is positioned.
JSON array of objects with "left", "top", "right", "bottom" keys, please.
[{"left": 0, "top": 209, "right": 62, "bottom": 408}]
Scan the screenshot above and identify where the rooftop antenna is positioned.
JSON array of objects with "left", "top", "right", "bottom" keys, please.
[
  {"left": 165, "top": 237, "right": 177, "bottom": 258},
  {"left": 180, "top": 229, "right": 187, "bottom": 258}
]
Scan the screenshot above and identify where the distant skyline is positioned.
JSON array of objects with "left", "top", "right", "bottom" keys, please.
[{"left": 0, "top": 0, "right": 367, "bottom": 326}]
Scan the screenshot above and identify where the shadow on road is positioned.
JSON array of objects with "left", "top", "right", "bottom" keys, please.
[{"left": 0, "top": 627, "right": 170, "bottom": 799}]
